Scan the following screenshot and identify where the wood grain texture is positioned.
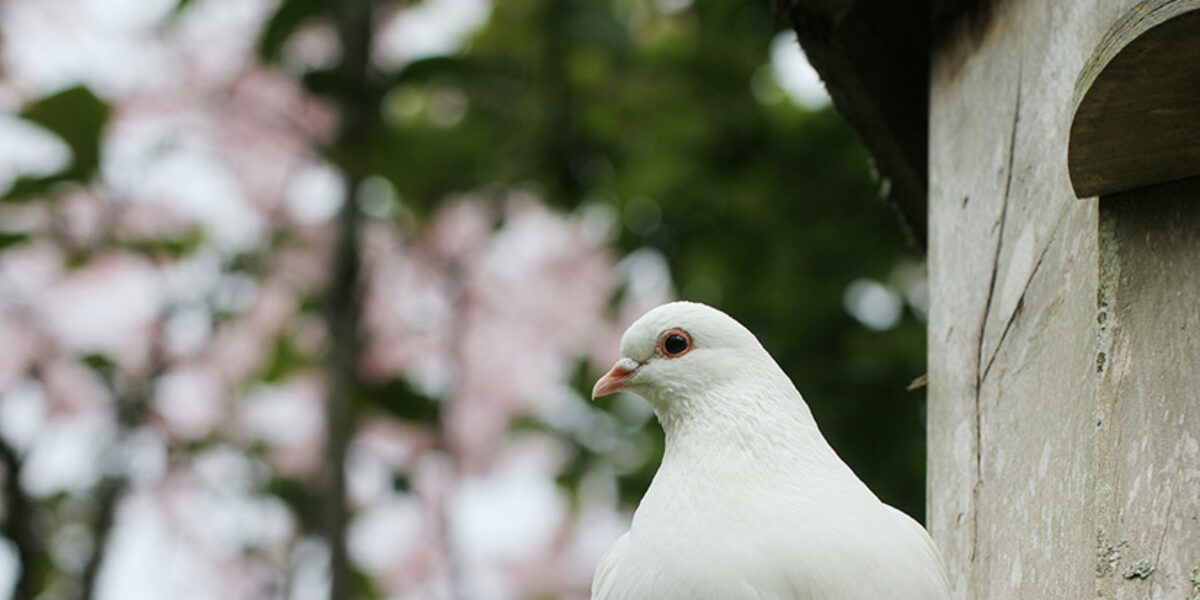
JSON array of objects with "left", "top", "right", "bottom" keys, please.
[
  {"left": 928, "top": 1, "right": 1137, "bottom": 598},
  {"left": 1096, "top": 177, "right": 1200, "bottom": 600},
  {"left": 1068, "top": 0, "right": 1200, "bottom": 198}
]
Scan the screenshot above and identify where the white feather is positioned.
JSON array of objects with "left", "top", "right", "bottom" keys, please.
[{"left": 592, "top": 301, "right": 950, "bottom": 600}]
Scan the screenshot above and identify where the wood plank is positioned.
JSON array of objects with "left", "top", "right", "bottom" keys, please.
[
  {"left": 1068, "top": 0, "right": 1200, "bottom": 198},
  {"left": 1096, "top": 176, "right": 1200, "bottom": 600},
  {"left": 928, "top": 1, "right": 1138, "bottom": 597}
]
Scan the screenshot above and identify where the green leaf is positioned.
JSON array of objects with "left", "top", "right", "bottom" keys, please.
[
  {"left": 120, "top": 226, "right": 206, "bottom": 260},
  {"left": 554, "top": 446, "right": 592, "bottom": 496},
  {"left": 358, "top": 377, "right": 441, "bottom": 425},
  {"left": 265, "top": 477, "right": 320, "bottom": 531},
  {"left": 0, "top": 232, "right": 30, "bottom": 252},
  {"left": 81, "top": 353, "right": 119, "bottom": 387},
  {"left": 351, "top": 566, "right": 384, "bottom": 600},
  {"left": 258, "top": 0, "right": 324, "bottom": 62},
  {"left": 391, "top": 471, "right": 411, "bottom": 493},
  {"left": 260, "top": 335, "right": 314, "bottom": 383},
  {"left": 63, "top": 248, "right": 91, "bottom": 270},
  {"left": 299, "top": 67, "right": 341, "bottom": 97},
  {"left": 167, "top": 0, "right": 197, "bottom": 19},
  {"left": 4, "top": 86, "right": 110, "bottom": 201},
  {"left": 391, "top": 56, "right": 474, "bottom": 86}
]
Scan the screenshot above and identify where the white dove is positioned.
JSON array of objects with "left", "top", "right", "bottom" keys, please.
[{"left": 590, "top": 301, "right": 950, "bottom": 600}]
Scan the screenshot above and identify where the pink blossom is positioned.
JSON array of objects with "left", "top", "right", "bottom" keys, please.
[
  {"left": 0, "top": 311, "right": 47, "bottom": 390},
  {"left": 153, "top": 366, "right": 226, "bottom": 440},
  {"left": 234, "top": 373, "right": 327, "bottom": 477},
  {"left": 203, "top": 279, "right": 296, "bottom": 384}
]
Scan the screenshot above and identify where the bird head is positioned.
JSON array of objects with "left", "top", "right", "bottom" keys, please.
[{"left": 592, "top": 301, "right": 775, "bottom": 412}]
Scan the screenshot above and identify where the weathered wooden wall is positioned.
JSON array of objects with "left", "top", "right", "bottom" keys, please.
[
  {"left": 927, "top": 1, "right": 1200, "bottom": 598},
  {"left": 1096, "top": 178, "right": 1200, "bottom": 599}
]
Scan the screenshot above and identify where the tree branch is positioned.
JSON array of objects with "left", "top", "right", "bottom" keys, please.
[
  {"left": 0, "top": 436, "right": 37, "bottom": 600},
  {"left": 79, "top": 317, "right": 167, "bottom": 600},
  {"left": 322, "top": 169, "right": 364, "bottom": 600},
  {"left": 78, "top": 476, "right": 124, "bottom": 600},
  {"left": 322, "top": 1, "right": 375, "bottom": 598}
]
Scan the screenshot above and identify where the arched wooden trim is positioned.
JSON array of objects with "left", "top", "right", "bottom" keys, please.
[{"left": 1068, "top": 0, "right": 1200, "bottom": 199}]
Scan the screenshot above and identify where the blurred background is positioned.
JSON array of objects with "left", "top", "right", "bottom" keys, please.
[{"left": 0, "top": 0, "right": 928, "bottom": 598}]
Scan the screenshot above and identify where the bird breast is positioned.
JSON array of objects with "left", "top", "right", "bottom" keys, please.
[{"left": 597, "top": 456, "right": 945, "bottom": 600}]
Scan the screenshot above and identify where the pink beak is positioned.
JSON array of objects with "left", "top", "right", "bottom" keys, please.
[{"left": 592, "top": 358, "right": 642, "bottom": 399}]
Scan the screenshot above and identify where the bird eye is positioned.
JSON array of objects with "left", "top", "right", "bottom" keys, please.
[{"left": 656, "top": 329, "right": 693, "bottom": 358}]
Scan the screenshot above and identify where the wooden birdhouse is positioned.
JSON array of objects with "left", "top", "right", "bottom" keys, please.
[{"left": 782, "top": 0, "right": 1200, "bottom": 597}]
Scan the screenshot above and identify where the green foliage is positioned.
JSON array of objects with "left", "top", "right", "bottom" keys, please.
[
  {"left": 168, "top": 0, "right": 197, "bottom": 19},
  {"left": 257, "top": 0, "right": 325, "bottom": 62},
  {"left": 0, "top": 231, "right": 30, "bottom": 252},
  {"left": 357, "top": 377, "right": 442, "bottom": 425},
  {"left": 119, "top": 226, "right": 206, "bottom": 261},
  {"left": 261, "top": 334, "right": 316, "bottom": 383},
  {"left": 348, "top": 0, "right": 930, "bottom": 516},
  {"left": 350, "top": 566, "right": 384, "bottom": 600},
  {"left": 256, "top": 0, "right": 930, "bottom": 521},
  {"left": 266, "top": 476, "right": 322, "bottom": 531},
  {"left": 81, "top": 353, "right": 119, "bottom": 382},
  {"left": 4, "top": 86, "right": 110, "bottom": 201}
]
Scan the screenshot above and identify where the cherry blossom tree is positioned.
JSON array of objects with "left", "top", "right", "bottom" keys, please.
[{"left": 0, "top": 0, "right": 926, "bottom": 598}]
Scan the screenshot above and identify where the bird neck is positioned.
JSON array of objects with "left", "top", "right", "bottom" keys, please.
[{"left": 652, "top": 380, "right": 837, "bottom": 474}]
